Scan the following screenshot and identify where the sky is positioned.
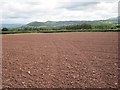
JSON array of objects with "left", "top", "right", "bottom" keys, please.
[{"left": 0, "top": 0, "right": 119, "bottom": 24}]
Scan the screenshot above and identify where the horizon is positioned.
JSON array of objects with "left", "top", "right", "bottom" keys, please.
[
  {"left": 2, "top": 16, "right": 118, "bottom": 25},
  {"left": 0, "top": 0, "right": 119, "bottom": 24}
]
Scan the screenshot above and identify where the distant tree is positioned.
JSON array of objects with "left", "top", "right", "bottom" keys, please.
[
  {"left": 95, "top": 24, "right": 113, "bottom": 30},
  {"left": 2, "top": 27, "right": 9, "bottom": 31},
  {"left": 80, "top": 24, "right": 92, "bottom": 29},
  {"left": 62, "top": 24, "right": 92, "bottom": 30},
  {"left": 116, "top": 25, "right": 120, "bottom": 28}
]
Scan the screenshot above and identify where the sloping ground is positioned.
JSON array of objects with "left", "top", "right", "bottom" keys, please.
[{"left": 2, "top": 32, "right": 118, "bottom": 88}]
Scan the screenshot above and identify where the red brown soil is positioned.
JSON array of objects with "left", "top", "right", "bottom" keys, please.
[{"left": 2, "top": 32, "right": 118, "bottom": 88}]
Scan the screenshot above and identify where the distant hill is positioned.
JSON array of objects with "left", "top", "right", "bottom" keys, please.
[
  {"left": 103, "top": 17, "right": 118, "bottom": 23},
  {"left": 1, "top": 17, "right": 118, "bottom": 29},
  {"left": 27, "top": 21, "right": 87, "bottom": 27},
  {"left": 1, "top": 24, "right": 24, "bottom": 28},
  {"left": 25, "top": 17, "right": 118, "bottom": 28}
]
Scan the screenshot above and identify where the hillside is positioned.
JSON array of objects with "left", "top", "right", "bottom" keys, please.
[
  {"left": 25, "top": 17, "right": 118, "bottom": 28},
  {"left": 1, "top": 17, "right": 118, "bottom": 29}
]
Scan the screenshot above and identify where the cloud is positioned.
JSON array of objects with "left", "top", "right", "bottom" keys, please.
[
  {"left": 0, "top": 0, "right": 119, "bottom": 24},
  {"left": 57, "top": 2, "right": 100, "bottom": 10}
]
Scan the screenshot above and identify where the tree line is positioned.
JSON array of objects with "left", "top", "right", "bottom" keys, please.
[{"left": 1, "top": 23, "right": 119, "bottom": 31}]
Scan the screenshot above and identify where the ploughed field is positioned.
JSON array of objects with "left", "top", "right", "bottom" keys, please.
[{"left": 2, "top": 32, "right": 118, "bottom": 88}]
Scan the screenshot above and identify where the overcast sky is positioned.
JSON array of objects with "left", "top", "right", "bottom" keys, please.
[{"left": 0, "top": 0, "right": 119, "bottom": 24}]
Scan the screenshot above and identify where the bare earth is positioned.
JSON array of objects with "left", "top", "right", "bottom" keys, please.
[{"left": 2, "top": 32, "right": 118, "bottom": 88}]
